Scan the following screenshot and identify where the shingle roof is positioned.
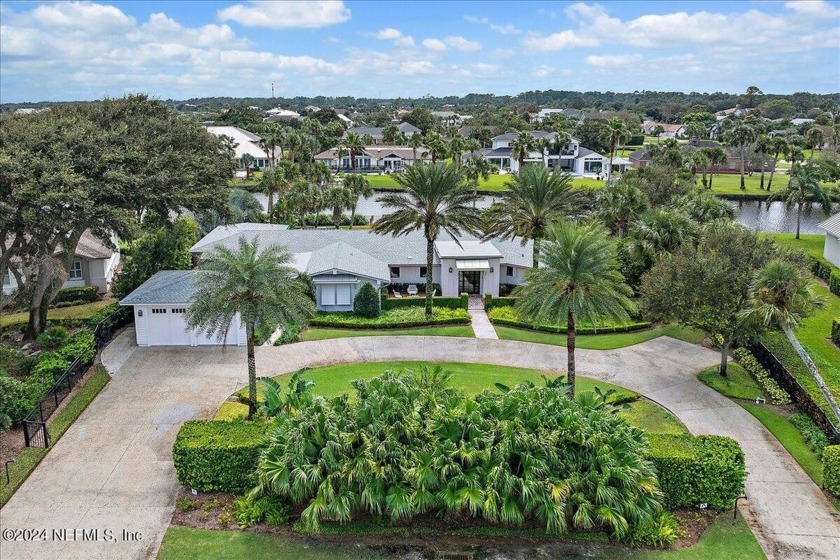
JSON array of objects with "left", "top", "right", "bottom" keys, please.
[
  {"left": 397, "top": 122, "right": 421, "bottom": 133},
  {"left": 819, "top": 213, "right": 840, "bottom": 238},
  {"left": 306, "top": 242, "right": 390, "bottom": 282},
  {"left": 347, "top": 127, "right": 384, "bottom": 138},
  {"left": 628, "top": 148, "right": 650, "bottom": 161},
  {"left": 492, "top": 130, "right": 558, "bottom": 142},
  {"left": 54, "top": 230, "right": 115, "bottom": 259},
  {"left": 119, "top": 270, "right": 196, "bottom": 305}
]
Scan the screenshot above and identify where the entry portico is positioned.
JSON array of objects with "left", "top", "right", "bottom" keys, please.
[{"left": 435, "top": 240, "right": 502, "bottom": 297}]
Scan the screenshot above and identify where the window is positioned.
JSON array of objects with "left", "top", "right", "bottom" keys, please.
[
  {"left": 151, "top": 308, "right": 167, "bottom": 314},
  {"left": 506, "top": 266, "right": 514, "bottom": 277},
  {"left": 390, "top": 267, "right": 400, "bottom": 278},
  {"left": 171, "top": 308, "right": 186, "bottom": 314},
  {"left": 419, "top": 267, "right": 427, "bottom": 277},
  {"left": 69, "top": 261, "right": 83, "bottom": 280}
]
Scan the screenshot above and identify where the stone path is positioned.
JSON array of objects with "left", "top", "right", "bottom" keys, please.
[
  {"left": 467, "top": 296, "right": 498, "bottom": 339},
  {"left": 2, "top": 332, "right": 838, "bottom": 560}
]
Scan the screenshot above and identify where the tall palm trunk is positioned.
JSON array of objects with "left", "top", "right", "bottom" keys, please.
[
  {"left": 246, "top": 323, "right": 257, "bottom": 419},
  {"left": 767, "top": 155, "right": 778, "bottom": 191},
  {"left": 424, "top": 229, "right": 434, "bottom": 318},
  {"left": 759, "top": 156, "right": 766, "bottom": 190},
  {"left": 796, "top": 202, "right": 802, "bottom": 239},
  {"left": 708, "top": 169, "right": 714, "bottom": 189},
  {"left": 607, "top": 140, "right": 616, "bottom": 183},
  {"left": 783, "top": 324, "right": 840, "bottom": 422},
  {"left": 532, "top": 237, "right": 541, "bottom": 269},
  {"left": 701, "top": 167, "right": 708, "bottom": 189},
  {"left": 267, "top": 191, "right": 275, "bottom": 221},
  {"left": 739, "top": 145, "right": 746, "bottom": 190},
  {"left": 718, "top": 340, "right": 730, "bottom": 377},
  {"left": 567, "top": 308, "right": 576, "bottom": 398}
]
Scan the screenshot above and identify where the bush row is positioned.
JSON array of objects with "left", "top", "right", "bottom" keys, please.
[
  {"left": 824, "top": 446, "right": 840, "bottom": 498},
  {"left": 809, "top": 255, "right": 840, "bottom": 297},
  {"left": 646, "top": 434, "right": 746, "bottom": 510},
  {"left": 733, "top": 347, "right": 792, "bottom": 405},
  {"left": 310, "top": 307, "right": 470, "bottom": 329},
  {"left": 381, "top": 292, "right": 467, "bottom": 311},
  {"left": 790, "top": 413, "right": 830, "bottom": 458},
  {"left": 173, "top": 420, "right": 269, "bottom": 493},
  {"left": 53, "top": 286, "right": 99, "bottom": 305},
  {"left": 487, "top": 306, "right": 650, "bottom": 335},
  {"left": 832, "top": 319, "right": 840, "bottom": 347},
  {"left": 483, "top": 294, "right": 518, "bottom": 310}
]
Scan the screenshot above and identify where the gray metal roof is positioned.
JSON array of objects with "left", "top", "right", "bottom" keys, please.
[
  {"left": 306, "top": 242, "right": 390, "bottom": 282},
  {"left": 119, "top": 270, "right": 196, "bottom": 305},
  {"left": 435, "top": 240, "right": 503, "bottom": 259},
  {"left": 819, "top": 213, "right": 840, "bottom": 238}
]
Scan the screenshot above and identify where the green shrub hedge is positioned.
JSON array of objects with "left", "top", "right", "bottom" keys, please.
[
  {"left": 312, "top": 307, "right": 470, "bottom": 329},
  {"left": 830, "top": 272, "right": 840, "bottom": 297},
  {"left": 0, "top": 346, "right": 35, "bottom": 378},
  {"left": 173, "top": 420, "right": 269, "bottom": 493},
  {"left": 809, "top": 255, "right": 833, "bottom": 283},
  {"left": 733, "top": 347, "right": 791, "bottom": 405},
  {"left": 832, "top": 319, "right": 840, "bottom": 347},
  {"left": 53, "top": 286, "right": 99, "bottom": 305},
  {"left": 354, "top": 283, "right": 381, "bottom": 318},
  {"left": 487, "top": 306, "right": 650, "bottom": 335},
  {"left": 59, "top": 331, "right": 96, "bottom": 367},
  {"left": 484, "top": 294, "right": 518, "bottom": 310},
  {"left": 647, "top": 434, "right": 746, "bottom": 510},
  {"left": 824, "top": 445, "right": 840, "bottom": 497},
  {"left": 380, "top": 292, "right": 467, "bottom": 310}
]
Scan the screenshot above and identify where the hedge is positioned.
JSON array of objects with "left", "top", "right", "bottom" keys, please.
[
  {"left": 173, "top": 420, "right": 269, "bottom": 493},
  {"left": 647, "top": 434, "right": 746, "bottom": 510},
  {"left": 484, "top": 294, "right": 518, "bottom": 311},
  {"left": 53, "top": 286, "right": 99, "bottom": 305},
  {"left": 824, "top": 445, "right": 840, "bottom": 497},
  {"left": 310, "top": 307, "right": 470, "bottom": 329},
  {"left": 487, "top": 307, "right": 650, "bottom": 335},
  {"left": 733, "top": 347, "right": 791, "bottom": 405},
  {"left": 809, "top": 255, "right": 840, "bottom": 297},
  {"left": 380, "top": 292, "right": 468, "bottom": 311},
  {"left": 833, "top": 319, "right": 840, "bottom": 348}
]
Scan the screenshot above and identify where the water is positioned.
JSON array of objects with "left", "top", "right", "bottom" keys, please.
[{"left": 253, "top": 193, "right": 832, "bottom": 235}]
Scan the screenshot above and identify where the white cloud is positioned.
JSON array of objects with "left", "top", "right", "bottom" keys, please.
[
  {"left": 217, "top": 1, "right": 350, "bottom": 29},
  {"left": 584, "top": 54, "right": 644, "bottom": 67},
  {"left": 533, "top": 65, "right": 552, "bottom": 77},
  {"left": 395, "top": 36, "right": 415, "bottom": 48},
  {"left": 31, "top": 1, "right": 134, "bottom": 33},
  {"left": 444, "top": 36, "right": 481, "bottom": 52},
  {"left": 464, "top": 15, "right": 521, "bottom": 35},
  {"left": 423, "top": 38, "right": 448, "bottom": 51},
  {"left": 367, "top": 27, "right": 414, "bottom": 48},
  {"left": 524, "top": 30, "right": 598, "bottom": 51},
  {"left": 785, "top": 0, "right": 840, "bottom": 18},
  {"left": 373, "top": 27, "right": 402, "bottom": 40}
]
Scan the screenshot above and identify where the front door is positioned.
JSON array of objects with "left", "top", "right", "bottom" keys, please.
[{"left": 458, "top": 271, "right": 481, "bottom": 294}]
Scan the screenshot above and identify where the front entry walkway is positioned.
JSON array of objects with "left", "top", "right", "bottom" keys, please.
[
  {"left": 2, "top": 333, "right": 838, "bottom": 559},
  {"left": 467, "top": 296, "right": 498, "bottom": 339}
]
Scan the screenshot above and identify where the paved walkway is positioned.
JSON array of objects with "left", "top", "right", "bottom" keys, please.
[
  {"left": 467, "top": 298, "right": 498, "bottom": 339},
  {"left": 1, "top": 333, "right": 838, "bottom": 559}
]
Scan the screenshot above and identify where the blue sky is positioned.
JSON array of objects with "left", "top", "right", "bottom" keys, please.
[{"left": 1, "top": 1, "right": 839, "bottom": 103}]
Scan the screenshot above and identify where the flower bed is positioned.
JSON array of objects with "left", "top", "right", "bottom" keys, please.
[{"left": 309, "top": 307, "right": 470, "bottom": 329}]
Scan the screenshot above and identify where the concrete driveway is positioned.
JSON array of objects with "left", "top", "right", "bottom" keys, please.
[{"left": 2, "top": 332, "right": 839, "bottom": 559}]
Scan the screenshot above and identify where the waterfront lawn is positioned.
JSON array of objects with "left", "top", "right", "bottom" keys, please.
[
  {"left": 365, "top": 173, "right": 511, "bottom": 192},
  {"left": 494, "top": 324, "right": 704, "bottom": 350},
  {"left": 764, "top": 233, "right": 824, "bottom": 259}
]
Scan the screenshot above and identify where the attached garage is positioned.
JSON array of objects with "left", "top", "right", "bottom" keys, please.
[{"left": 120, "top": 270, "right": 246, "bottom": 347}]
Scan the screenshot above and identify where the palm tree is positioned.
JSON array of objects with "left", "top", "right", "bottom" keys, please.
[
  {"left": 423, "top": 132, "right": 448, "bottom": 164},
  {"left": 343, "top": 173, "right": 373, "bottom": 226},
  {"left": 673, "top": 192, "right": 735, "bottom": 223},
  {"left": 343, "top": 131, "right": 364, "bottom": 172},
  {"left": 408, "top": 132, "right": 425, "bottom": 163},
  {"left": 287, "top": 179, "right": 321, "bottom": 228},
  {"left": 463, "top": 155, "right": 493, "bottom": 202},
  {"left": 258, "top": 166, "right": 291, "bottom": 221},
  {"left": 448, "top": 135, "right": 466, "bottom": 167},
  {"left": 382, "top": 124, "right": 399, "bottom": 144},
  {"left": 605, "top": 118, "right": 629, "bottom": 183},
  {"left": 259, "top": 135, "right": 278, "bottom": 169},
  {"left": 514, "top": 222, "right": 634, "bottom": 397},
  {"left": 806, "top": 128, "right": 824, "bottom": 161},
  {"left": 742, "top": 259, "right": 840, "bottom": 422},
  {"left": 688, "top": 150, "right": 709, "bottom": 188},
  {"left": 484, "top": 166, "right": 584, "bottom": 268},
  {"left": 187, "top": 237, "right": 315, "bottom": 419},
  {"left": 702, "top": 146, "right": 727, "bottom": 190},
  {"left": 766, "top": 136, "right": 789, "bottom": 191},
  {"left": 769, "top": 164, "right": 832, "bottom": 239},
  {"left": 323, "top": 183, "right": 354, "bottom": 228},
  {"left": 510, "top": 131, "right": 535, "bottom": 170},
  {"left": 725, "top": 123, "right": 757, "bottom": 190},
  {"left": 684, "top": 121, "right": 706, "bottom": 141},
  {"left": 631, "top": 209, "right": 696, "bottom": 258},
  {"left": 218, "top": 134, "right": 239, "bottom": 159},
  {"left": 535, "top": 137, "right": 552, "bottom": 168},
  {"left": 753, "top": 134, "right": 772, "bottom": 190},
  {"left": 594, "top": 182, "right": 649, "bottom": 238},
  {"left": 241, "top": 153, "right": 256, "bottom": 179},
  {"left": 374, "top": 163, "right": 481, "bottom": 317}
]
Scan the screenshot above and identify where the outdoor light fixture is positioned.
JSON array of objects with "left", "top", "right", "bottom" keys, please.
[
  {"left": 449, "top": 267, "right": 453, "bottom": 273},
  {"left": 490, "top": 267, "right": 494, "bottom": 272},
  {"left": 137, "top": 309, "right": 143, "bottom": 317}
]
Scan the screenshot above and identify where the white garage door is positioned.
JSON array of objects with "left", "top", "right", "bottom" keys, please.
[
  {"left": 146, "top": 307, "right": 194, "bottom": 346},
  {"left": 168, "top": 308, "right": 192, "bottom": 345}
]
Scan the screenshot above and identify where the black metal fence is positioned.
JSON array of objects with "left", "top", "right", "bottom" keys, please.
[
  {"left": 749, "top": 342, "right": 840, "bottom": 444},
  {"left": 21, "top": 307, "right": 133, "bottom": 448}
]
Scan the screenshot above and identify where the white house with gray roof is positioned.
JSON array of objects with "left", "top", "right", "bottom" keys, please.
[{"left": 819, "top": 213, "right": 840, "bottom": 269}]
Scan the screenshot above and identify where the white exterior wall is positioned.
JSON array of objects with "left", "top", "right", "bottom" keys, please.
[
  {"left": 2, "top": 267, "right": 18, "bottom": 296},
  {"left": 132, "top": 305, "right": 246, "bottom": 347},
  {"left": 438, "top": 258, "right": 501, "bottom": 297},
  {"left": 824, "top": 233, "right": 840, "bottom": 268},
  {"left": 501, "top": 264, "right": 528, "bottom": 287},
  {"left": 86, "top": 252, "right": 120, "bottom": 293},
  {"left": 390, "top": 265, "right": 441, "bottom": 286}
]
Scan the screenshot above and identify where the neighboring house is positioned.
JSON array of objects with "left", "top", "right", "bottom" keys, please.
[
  {"left": 2, "top": 230, "right": 121, "bottom": 296},
  {"left": 431, "top": 111, "right": 473, "bottom": 126},
  {"left": 629, "top": 140, "right": 775, "bottom": 174},
  {"left": 314, "top": 145, "right": 432, "bottom": 171},
  {"left": 641, "top": 121, "right": 686, "bottom": 138},
  {"left": 264, "top": 108, "right": 300, "bottom": 122},
  {"left": 119, "top": 270, "right": 247, "bottom": 347},
  {"left": 466, "top": 131, "right": 625, "bottom": 176},
  {"left": 819, "top": 213, "right": 840, "bottom": 269},
  {"left": 790, "top": 118, "right": 815, "bottom": 126},
  {"left": 337, "top": 113, "right": 354, "bottom": 128},
  {"left": 204, "top": 125, "right": 280, "bottom": 170},
  {"left": 345, "top": 122, "right": 420, "bottom": 144},
  {"left": 628, "top": 148, "right": 652, "bottom": 168},
  {"left": 532, "top": 108, "right": 587, "bottom": 123},
  {"left": 715, "top": 106, "right": 747, "bottom": 120}
]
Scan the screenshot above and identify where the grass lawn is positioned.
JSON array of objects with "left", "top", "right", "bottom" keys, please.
[
  {"left": 365, "top": 173, "right": 512, "bottom": 192},
  {"left": 1, "top": 298, "right": 117, "bottom": 327},
  {"left": 299, "top": 325, "right": 475, "bottom": 341},
  {"left": 696, "top": 364, "right": 824, "bottom": 486},
  {"left": 493, "top": 324, "right": 705, "bottom": 350},
  {"left": 764, "top": 233, "right": 824, "bottom": 259},
  {"left": 791, "top": 281, "right": 840, "bottom": 407},
  {"left": 157, "top": 514, "right": 763, "bottom": 560}
]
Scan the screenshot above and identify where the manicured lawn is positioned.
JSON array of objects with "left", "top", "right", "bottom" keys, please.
[
  {"left": 1, "top": 298, "right": 117, "bottom": 327},
  {"left": 299, "top": 325, "right": 475, "bottom": 341},
  {"left": 697, "top": 364, "right": 764, "bottom": 401},
  {"left": 764, "top": 233, "right": 824, "bottom": 259},
  {"left": 791, "top": 281, "right": 840, "bottom": 407},
  {"left": 618, "top": 399, "right": 689, "bottom": 436},
  {"left": 494, "top": 324, "right": 705, "bottom": 350},
  {"left": 364, "top": 173, "right": 512, "bottom": 192},
  {"left": 157, "top": 514, "right": 763, "bottom": 560}
]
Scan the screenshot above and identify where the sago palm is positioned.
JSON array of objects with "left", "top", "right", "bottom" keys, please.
[
  {"left": 514, "top": 221, "right": 634, "bottom": 396},
  {"left": 374, "top": 163, "right": 481, "bottom": 317},
  {"left": 484, "top": 165, "right": 585, "bottom": 267},
  {"left": 187, "top": 237, "right": 315, "bottom": 418}
]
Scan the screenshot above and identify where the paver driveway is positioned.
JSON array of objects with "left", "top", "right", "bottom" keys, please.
[{"left": 2, "top": 331, "right": 839, "bottom": 559}]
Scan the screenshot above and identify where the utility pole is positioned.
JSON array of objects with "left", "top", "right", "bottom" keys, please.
[{"left": 271, "top": 83, "right": 275, "bottom": 98}]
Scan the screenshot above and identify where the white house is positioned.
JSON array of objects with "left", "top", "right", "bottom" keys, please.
[
  {"left": 819, "top": 213, "right": 840, "bottom": 269},
  {"left": 3, "top": 230, "right": 121, "bottom": 296},
  {"left": 314, "top": 145, "right": 432, "bottom": 172},
  {"left": 204, "top": 125, "right": 280, "bottom": 170},
  {"left": 346, "top": 123, "right": 420, "bottom": 144},
  {"left": 641, "top": 121, "right": 686, "bottom": 138},
  {"left": 119, "top": 270, "right": 247, "bottom": 347}
]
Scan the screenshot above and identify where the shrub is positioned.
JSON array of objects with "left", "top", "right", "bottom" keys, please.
[
  {"left": 824, "top": 446, "right": 840, "bottom": 497},
  {"left": 624, "top": 511, "right": 684, "bottom": 547},
  {"left": 809, "top": 255, "right": 833, "bottom": 283},
  {"left": 275, "top": 323, "right": 301, "bottom": 345},
  {"left": 233, "top": 494, "right": 290, "bottom": 528},
  {"left": 647, "top": 434, "right": 746, "bottom": 510},
  {"left": 733, "top": 347, "right": 791, "bottom": 405},
  {"left": 0, "top": 346, "right": 35, "bottom": 378},
  {"left": 59, "top": 331, "right": 96, "bottom": 366},
  {"left": 37, "top": 326, "right": 69, "bottom": 349},
  {"left": 830, "top": 271, "right": 840, "bottom": 297},
  {"left": 833, "top": 319, "right": 840, "bottom": 347},
  {"left": 31, "top": 351, "right": 70, "bottom": 381},
  {"left": 85, "top": 302, "right": 122, "bottom": 328},
  {"left": 53, "top": 286, "right": 99, "bottom": 305},
  {"left": 499, "top": 283, "right": 518, "bottom": 297},
  {"left": 353, "top": 283, "right": 380, "bottom": 318},
  {"left": 487, "top": 306, "right": 651, "bottom": 335},
  {"left": 790, "top": 413, "right": 829, "bottom": 458},
  {"left": 0, "top": 375, "right": 34, "bottom": 426},
  {"left": 310, "top": 307, "right": 470, "bottom": 329},
  {"left": 172, "top": 420, "right": 269, "bottom": 493},
  {"left": 484, "top": 295, "right": 518, "bottom": 310}
]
